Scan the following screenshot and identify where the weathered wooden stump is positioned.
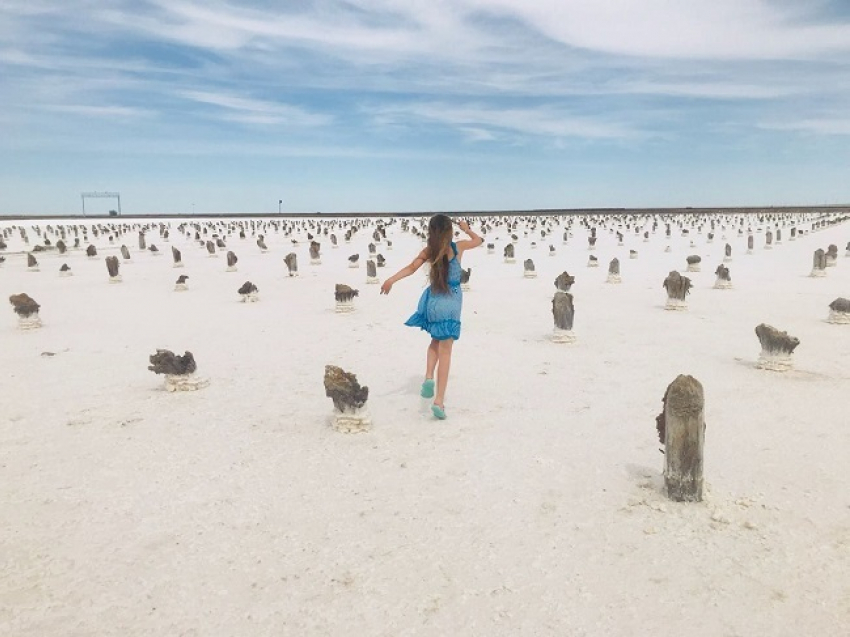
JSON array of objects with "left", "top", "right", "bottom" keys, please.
[
  {"left": 775, "top": 228, "right": 782, "bottom": 244},
  {"left": 810, "top": 249, "right": 827, "bottom": 277},
  {"left": 713, "top": 264, "right": 732, "bottom": 289},
  {"left": 460, "top": 267, "right": 471, "bottom": 291},
  {"left": 257, "top": 236, "right": 269, "bottom": 252},
  {"left": 10, "top": 293, "right": 42, "bottom": 329},
  {"left": 587, "top": 236, "right": 597, "bottom": 251},
  {"left": 486, "top": 242, "right": 495, "bottom": 254},
  {"left": 238, "top": 281, "right": 259, "bottom": 302},
  {"left": 149, "top": 244, "right": 161, "bottom": 256},
  {"left": 656, "top": 375, "right": 705, "bottom": 502},
  {"left": 27, "top": 253, "right": 39, "bottom": 271},
  {"left": 86, "top": 244, "right": 97, "bottom": 258},
  {"left": 309, "top": 241, "right": 321, "bottom": 264},
  {"left": 685, "top": 255, "right": 701, "bottom": 272},
  {"left": 551, "top": 291, "right": 576, "bottom": 343},
  {"left": 629, "top": 250, "right": 638, "bottom": 259},
  {"left": 825, "top": 244, "right": 838, "bottom": 267},
  {"left": 138, "top": 232, "right": 146, "bottom": 251},
  {"left": 548, "top": 244, "right": 556, "bottom": 257},
  {"left": 606, "top": 258, "right": 621, "bottom": 283},
  {"left": 747, "top": 235, "right": 754, "bottom": 254},
  {"left": 754, "top": 323, "right": 800, "bottom": 371},
  {"left": 324, "top": 365, "right": 371, "bottom": 433},
  {"left": 827, "top": 297, "right": 850, "bottom": 324},
  {"left": 504, "top": 243, "right": 516, "bottom": 263},
  {"left": 120, "top": 245, "right": 131, "bottom": 261},
  {"left": 376, "top": 254, "right": 386, "bottom": 268},
  {"left": 587, "top": 255, "right": 598, "bottom": 267},
  {"left": 59, "top": 263, "right": 73, "bottom": 277},
  {"left": 335, "top": 284, "right": 359, "bottom": 312},
  {"left": 105, "top": 256, "right": 122, "bottom": 283},
  {"left": 663, "top": 271, "right": 691, "bottom": 310},
  {"left": 56, "top": 240, "right": 67, "bottom": 254},
  {"left": 206, "top": 240, "right": 217, "bottom": 257},
  {"left": 366, "top": 259, "right": 379, "bottom": 284},
  {"left": 554, "top": 271, "right": 575, "bottom": 292},
  {"left": 764, "top": 230, "right": 773, "bottom": 249},
  {"left": 348, "top": 254, "right": 360, "bottom": 268},
  {"left": 174, "top": 275, "right": 189, "bottom": 292},
  {"left": 284, "top": 253, "right": 298, "bottom": 277},
  {"left": 790, "top": 228, "right": 797, "bottom": 241},
  {"left": 226, "top": 250, "right": 238, "bottom": 271},
  {"left": 171, "top": 246, "right": 183, "bottom": 267},
  {"left": 846, "top": 241, "right": 850, "bottom": 256},
  {"left": 330, "top": 234, "right": 338, "bottom": 248},
  {"left": 523, "top": 258, "right": 537, "bottom": 278},
  {"left": 148, "top": 349, "right": 208, "bottom": 392}
]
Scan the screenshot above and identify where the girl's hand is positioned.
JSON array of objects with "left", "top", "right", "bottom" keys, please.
[
  {"left": 380, "top": 280, "right": 393, "bottom": 295},
  {"left": 457, "top": 220, "right": 471, "bottom": 233}
]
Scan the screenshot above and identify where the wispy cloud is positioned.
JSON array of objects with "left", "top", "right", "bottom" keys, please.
[
  {"left": 180, "top": 90, "right": 332, "bottom": 126},
  {"left": 759, "top": 118, "right": 850, "bottom": 136}
]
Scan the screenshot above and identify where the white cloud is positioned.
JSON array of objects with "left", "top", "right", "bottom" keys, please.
[
  {"left": 759, "top": 118, "right": 850, "bottom": 135},
  {"left": 373, "top": 102, "right": 637, "bottom": 140},
  {"left": 180, "top": 90, "right": 332, "bottom": 126}
]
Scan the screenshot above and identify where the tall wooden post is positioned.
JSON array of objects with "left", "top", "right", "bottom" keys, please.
[{"left": 659, "top": 375, "right": 705, "bottom": 502}]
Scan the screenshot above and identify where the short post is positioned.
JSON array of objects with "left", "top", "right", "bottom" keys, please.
[
  {"left": 663, "top": 271, "right": 691, "bottom": 310},
  {"left": 606, "top": 258, "right": 621, "bottom": 283},
  {"left": 754, "top": 323, "right": 800, "bottom": 371},
  {"left": 713, "top": 264, "right": 732, "bottom": 289},
  {"left": 226, "top": 251, "right": 238, "bottom": 272},
  {"left": 324, "top": 365, "right": 371, "bottom": 433},
  {"left": 827, "top": 298, "right": 850, "bottom": 324},
  {"left": 551, "top": 291, "right": 576, "bottom": 343},
  {"left": 657, "top": 375, "right": 705, "bottom": 502},
  {"left": 523, "top": 258, "right": 537, "bottom": 278}
]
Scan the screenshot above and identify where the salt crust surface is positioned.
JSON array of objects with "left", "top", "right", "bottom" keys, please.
[{"left": 1, "top": 216, "right": 849, "bottom": 636}]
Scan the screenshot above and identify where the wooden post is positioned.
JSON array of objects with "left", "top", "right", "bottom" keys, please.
[{"left": 659, "top": 375, "right": 705, "bottom": 502}]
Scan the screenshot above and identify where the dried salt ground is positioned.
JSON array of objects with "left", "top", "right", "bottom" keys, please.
[{"left": 1, "top": 215, "right": 849, "bottom": 636}]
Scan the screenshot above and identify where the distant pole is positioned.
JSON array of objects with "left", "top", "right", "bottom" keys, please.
[
  {"left": 279, "top": 199, "right": 282, "bottom": 214},
  {"left": 192, "top": 203, "right": 195, "bottom": 215}
]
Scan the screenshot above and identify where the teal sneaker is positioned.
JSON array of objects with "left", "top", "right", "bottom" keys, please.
[
  {"left": 431, "top": 404, "right": 447, "bottom": 420},
  {"left": 420, "top": 379, "right": 435, "bottom": 398}
]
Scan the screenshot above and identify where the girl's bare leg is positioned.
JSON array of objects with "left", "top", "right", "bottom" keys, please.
[
  {"left": 425, "top": 338, "right": 439, "bottom": 379},
  {"left": 434, "top": 339, "right": 454, "bottom": 407}
]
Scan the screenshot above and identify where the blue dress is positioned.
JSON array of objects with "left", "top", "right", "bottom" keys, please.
[{"left": 405, "top": 242, "right": 463, "bottom": 341}]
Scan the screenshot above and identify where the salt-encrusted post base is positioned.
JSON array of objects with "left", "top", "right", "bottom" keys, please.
[
  {"left": 723, "top": 257, "right": 732, "bottom": 263},
  {"left": 18, "top": 315, "right": 42, "bottom": 330},
  {"left": 226, "top": 266, "right": 237, "bottom": 272},
  {"left": 335, "top": 300, "right": 355, "bottom": 313},
  {"left": 746, "top": 249, "right": 753, "bottom": 255},
  {"left": 755, "top": 351, "right": 794, "bottom": 372},
  {"left": 239, "top": 292, "right": 260, "bottom": 303},
  {"left": 630, "top": 253, "right": 638, "bottom": 259},
  {"left": 686, "top": 264, "right": 701, "bottom": 272},
  {"left": 809, "top": 269, "right": 827, "bottom": 278},
  {"left": 164, "top": 374, "right": 210, "bottom": 392},
  {"left": 108, "top": 276, "right": 123, "bottom": 284},
  {"left": 348, "top": 263, "right": 359, "bottom": 269},
  {"left": 606, "top": 274, "right": 622, "bottom": 284},
  {"left": 332, "top": 409, "right": 372, "bottom": 434},
  {"left": 287, "top": 272, "right": 300, "bottom": 277},
  {"left": 664, "top": 246, "right": 671, "bottom": 253},
  {"left": 59, "top": 271, "right": 73, "bottom": 277},
  {"left": 552, "top": 328, "right": 576, "bottom": 344},
  {"left": 504, "top": 258, "right": 516, "bottom": 264},
  {"left": 587, "top": 261, "right": 599, "bottom": 268},
  {"left": 826, "top": 310, "right": 850, "bottom": 324},
  {"left": 764, "top": 245, "right": 773, "bottom": 250},
  {"left": 208, "top": 253, "right": 218, "bottom": 258},
  {"left": 173, "top": 262, "right": 184, "bottom": 268},
  {"left": 260, "top": 248, "right": 269, "bottom": 253},
  {"left": 523, "top": 271, "right": 537, "bottom": 278},
  {"left": 310, "top": 259, "right": 321, "bottom": 265},
  {"left": 174, "top": 283, "right": 189, "bottom": 292},
  {"left": 461, "top": 283, "right": 471, "bottom": 292},
  {"left": 27, "top": 266, "right": 40, "bottom": 272},
  {"left": 713, "top": 279, "right": 733, "bottom": 289},
  {"left": 826, "top": 257, "right": 837, "bottom": 267},
  {"left": 366, "top": 276, "right": 380, "bottom": 284},
  {"left": 665, "top": 299, "right": 688, "bottom": 311},
  {"left": 487, "top": 248, "right": 494, "bottom": 254}
]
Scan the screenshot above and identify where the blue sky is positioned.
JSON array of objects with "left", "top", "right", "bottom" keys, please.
[{"left": 2, "top": 0, "right": 850, "bottom": 215}]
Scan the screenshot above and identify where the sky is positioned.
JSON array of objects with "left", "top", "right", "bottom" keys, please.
[{"left": 2, "top": 0, "right": 850, "bottom": 215}]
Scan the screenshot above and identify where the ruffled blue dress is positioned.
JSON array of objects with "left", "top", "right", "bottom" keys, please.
[{"left": 405, "top": 242, "right": 463, "bottom": 341}]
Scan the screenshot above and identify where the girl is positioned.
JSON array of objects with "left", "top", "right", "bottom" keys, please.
[{"left": 380, "top": 214, "right": 483, "bottom": 419}]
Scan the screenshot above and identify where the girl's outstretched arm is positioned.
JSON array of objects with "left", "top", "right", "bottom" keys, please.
[
  {"left": 380, "top": 249, "right": 428, "bottom": 295},
  {"left": 455, "top": 220, "right": 484, "bottom": 254}
]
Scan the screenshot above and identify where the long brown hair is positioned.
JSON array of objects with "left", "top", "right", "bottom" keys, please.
[{"left": 426, "top": 214, "right": 453, "bottom": 293}]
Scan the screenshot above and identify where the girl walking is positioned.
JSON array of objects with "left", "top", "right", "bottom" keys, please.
[{"left": 380, "top": 214, "right": 483, "bottom": 419}]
